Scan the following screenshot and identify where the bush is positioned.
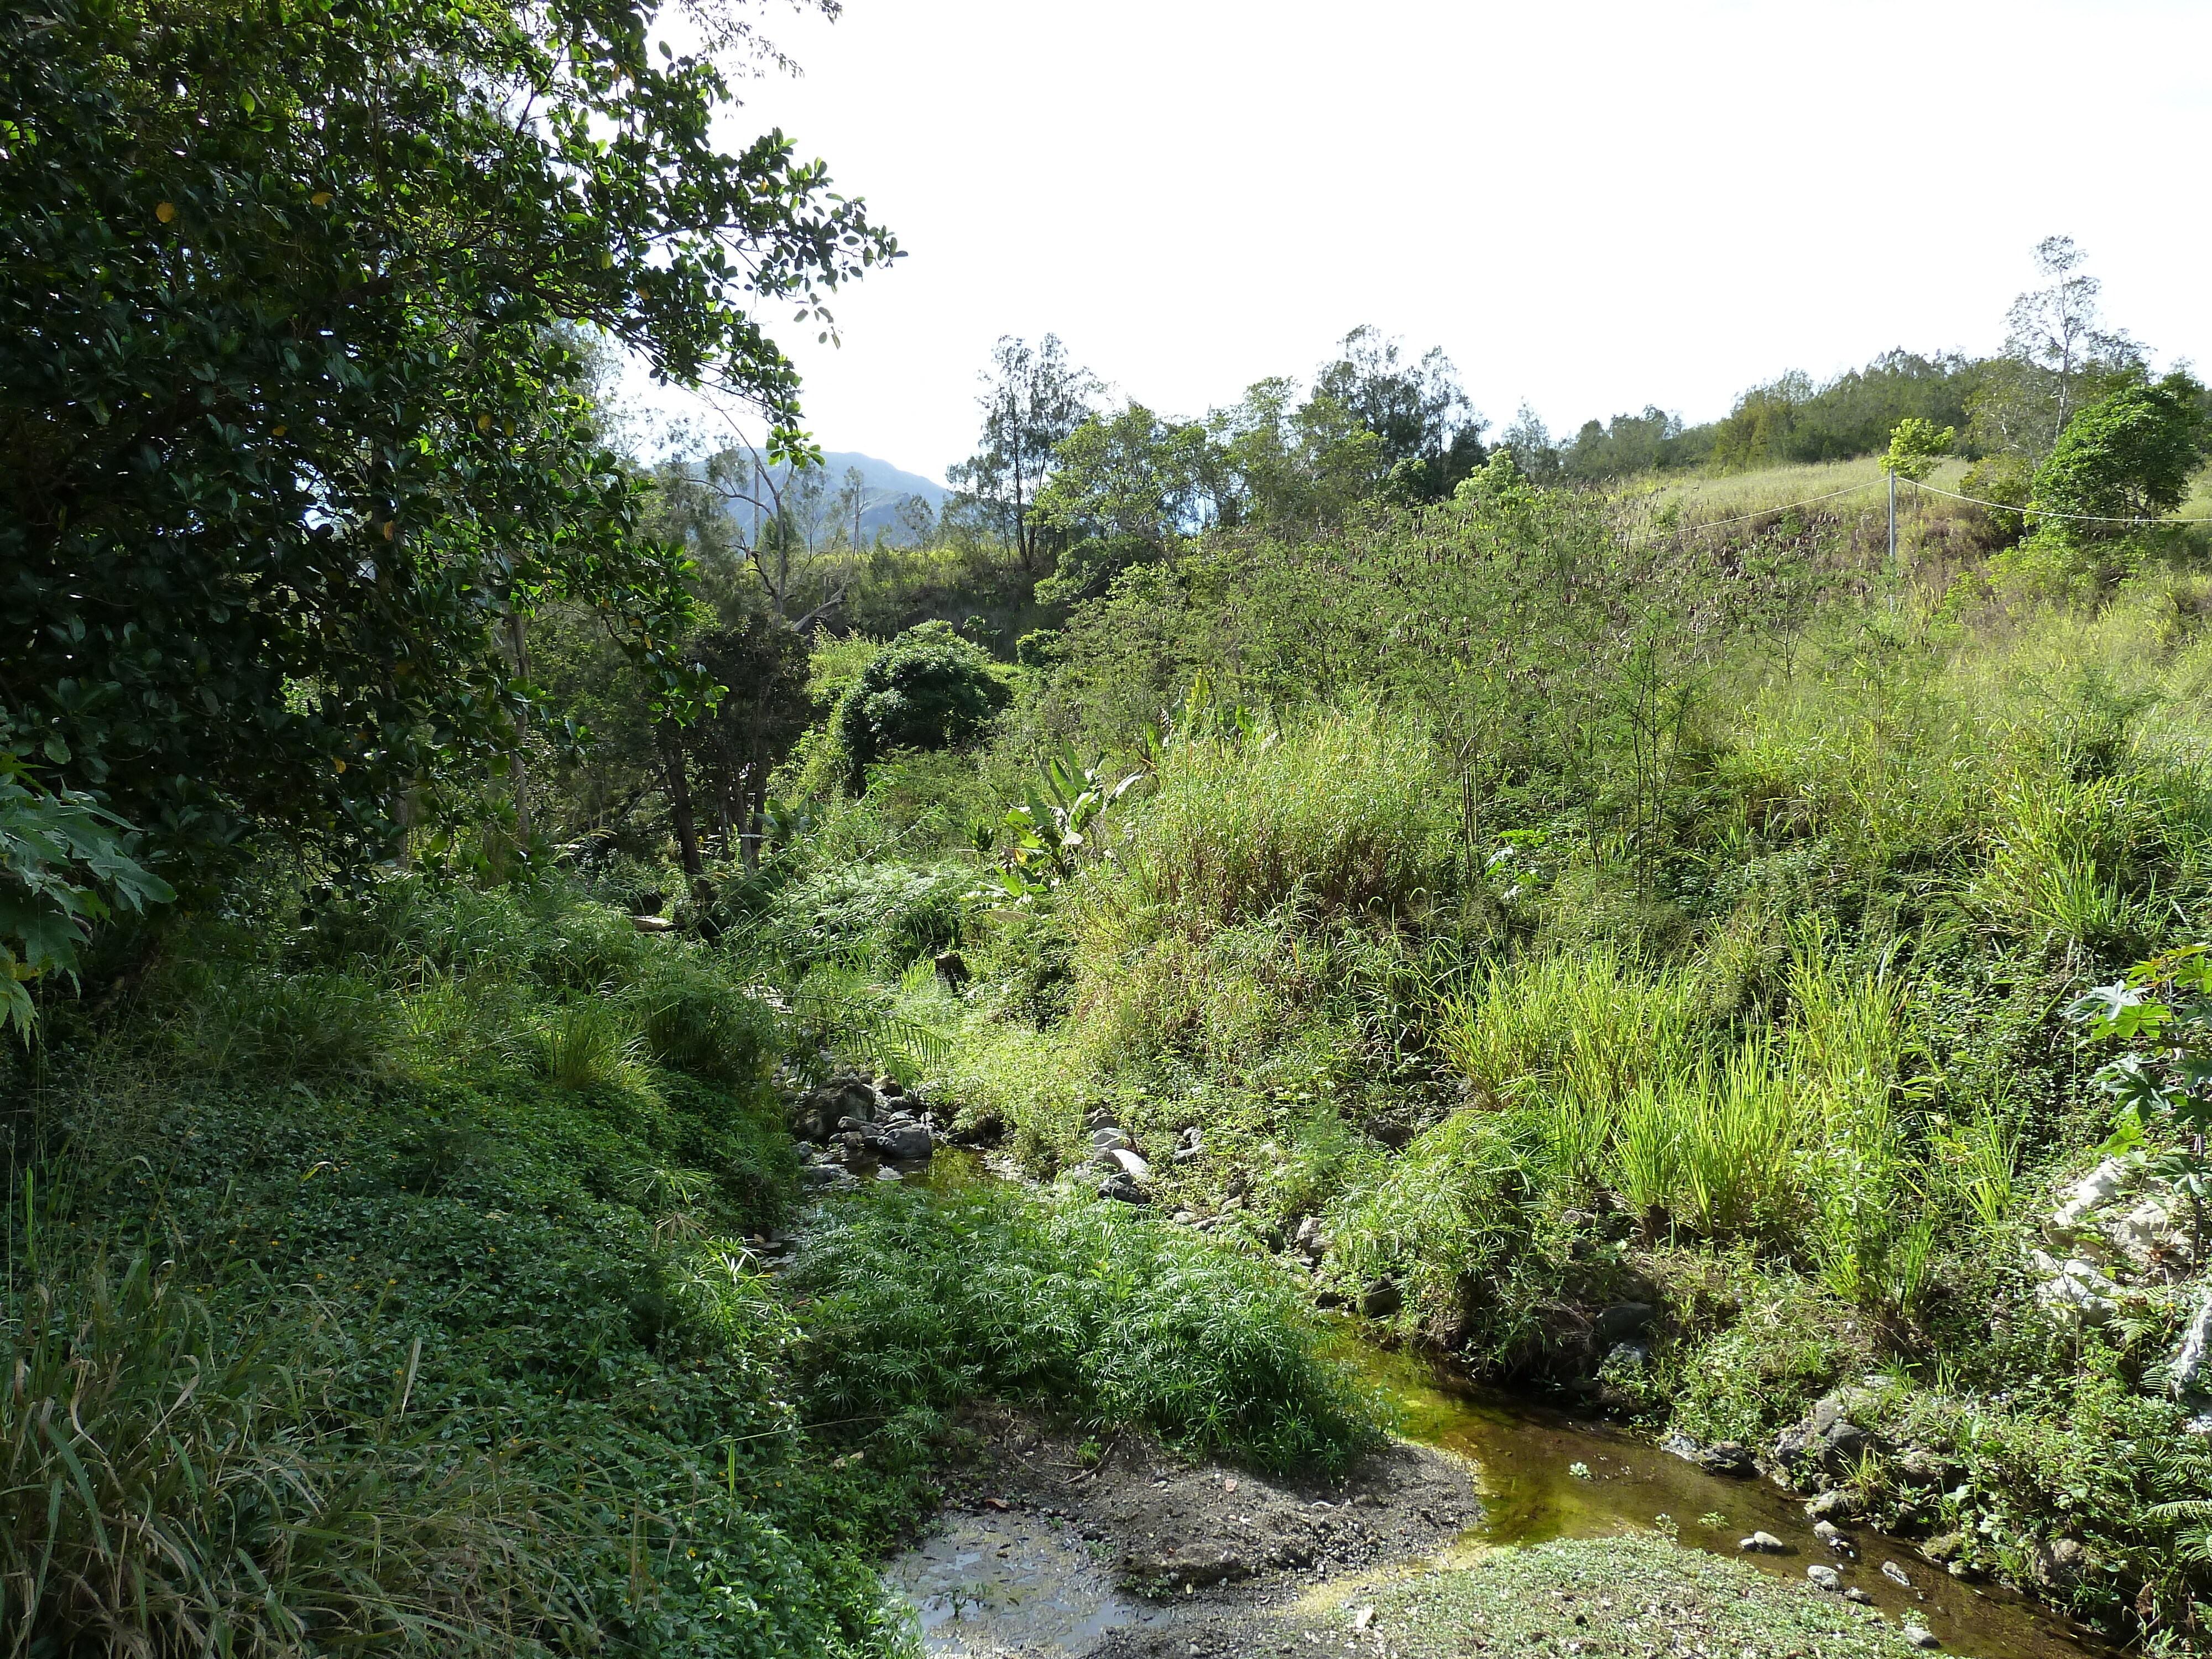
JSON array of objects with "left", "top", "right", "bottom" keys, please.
[
  {"left": 831, "top": 621, "right": 1009, "bottom": 791},
  {"left": 791, "top": 1185, "right": 1379, "bottom": 1473},
  {"left": 765, "top": 860, "right": 968, "bottom": 969}
]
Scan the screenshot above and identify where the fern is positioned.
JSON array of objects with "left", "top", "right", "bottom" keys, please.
[{"left": 788, "top": 965, "right": 952, "bottom": 1082}]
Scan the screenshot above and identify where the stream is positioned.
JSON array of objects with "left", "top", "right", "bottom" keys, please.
[
  {"left": 1343, "top": 1343, "right": 2110, "bottom": 1659},
  {"left": 863, "top": 1152, "right": 2115, "bottom": 1659}
]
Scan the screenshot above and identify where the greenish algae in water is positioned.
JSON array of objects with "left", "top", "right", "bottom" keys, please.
[{"left": 1348, "top": 1340, "right": 2115, "bottom": 1659}]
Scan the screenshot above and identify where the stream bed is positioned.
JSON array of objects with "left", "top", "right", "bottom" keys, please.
[{"left": 871, "top": 1154, "right": 2115, "bottom": 1659}]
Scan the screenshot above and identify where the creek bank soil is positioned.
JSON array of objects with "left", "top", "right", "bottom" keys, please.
[
  {"left": 890, "top": 1410, "right": 1932, "bottom": 1659},
  {"left": 896, "top": 1405, "right": 1477, "bottom": 1655}
]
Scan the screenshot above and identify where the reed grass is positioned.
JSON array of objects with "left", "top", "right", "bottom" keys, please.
[
  {"left": 0, "top": 1245, "right": 572, "bottom": 1657},
  {"left": 531, "top": 998, "right": 651, "bottom": 1094},
  {"left": 1087, "top": 700, "right": 1453, "bottom": 943}
]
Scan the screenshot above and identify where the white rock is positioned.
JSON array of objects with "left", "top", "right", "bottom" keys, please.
[
  {"left": 1902, "top": 1623, "right": 1939, "bottom": 1648},
  {"left": 2047, "top": 1157, "right": 2134, "bottom": 1241},
  {"left": 2111, "top": 1193, "right": 2193, "bottom": 1270},
  {"left": 2172, "top": 1290, "right": 2212, "bottom": 1399},
  {"left": 1806, "top": 1564, "right": 1841, "bottom": 1590},
  {"left": 2030, "top": 1251, "right": 2120, "bottom": 1328},
  {"left": 1109, "top": 1148, "right": 1151, "bottom": 1180}
]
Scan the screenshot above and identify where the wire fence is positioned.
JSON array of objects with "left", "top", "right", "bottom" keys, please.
[{"left": 1649, "top": 469, "right": 2212, "bottom": 533}]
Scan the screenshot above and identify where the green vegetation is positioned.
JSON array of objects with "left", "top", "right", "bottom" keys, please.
[
  {"left": 1340, "top": 1535, "right": 1914, "bottom": 1659},
  {"left": 1, "top": 878, "right": 1367, "bottom": 1653},
  {"left": 9, "top": 2, "right": 2212, "bottom": 1646},
  {"left": 1, "top": 0, "right": 894, "bottom": 879}
]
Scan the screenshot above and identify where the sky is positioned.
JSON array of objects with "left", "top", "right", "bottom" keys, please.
[{"left": 624, "top": 0, "right": 2212, "bottom": 480}]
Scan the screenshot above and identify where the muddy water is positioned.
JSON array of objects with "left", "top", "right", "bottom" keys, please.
[{"left": 1353, "top": 1342, "right": 2111, "bottom": 1659}]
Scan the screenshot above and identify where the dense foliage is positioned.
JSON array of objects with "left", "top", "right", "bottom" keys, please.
[{"left": 0, "top": 0, "right": 892, "bottom": 873}]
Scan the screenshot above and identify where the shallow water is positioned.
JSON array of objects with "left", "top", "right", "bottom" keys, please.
[
  {"left": 891, "top": 1513, "right": 1152, "bottom": 1653},
  {"left": 1352, "top": 1342, "right": 2112, "bottom": 1659}
]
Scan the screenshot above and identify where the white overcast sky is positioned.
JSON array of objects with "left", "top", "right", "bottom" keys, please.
[{"left": 626, "top": 0, "right": 2212, "bottom": 479}]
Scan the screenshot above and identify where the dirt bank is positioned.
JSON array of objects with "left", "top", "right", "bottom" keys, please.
[
  {"left": 893, "top": 1405, "right": 1478, "bottom": 1655},
  {"left": 891, "top": 1408, "right": 1980, "bottom": 1658}
]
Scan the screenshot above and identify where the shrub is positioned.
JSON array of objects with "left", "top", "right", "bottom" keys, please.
[
  {"left": 765, "top": 860, "right": 968, "bottom": 969},
  {"left": 2031, "top": 372, "right": 2207, "bottom": 531},
  {"left": 791, "top": 1185, "right": 1378, "bottom": 1474},
  {"left": 831, "top": 621, "right": 1009, "bottom": 790}
]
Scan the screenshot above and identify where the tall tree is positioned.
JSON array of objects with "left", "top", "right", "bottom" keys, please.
[
  {"left": 1311, "top": 326, "right": 1485, "bottom": 500},
  {"left": 1972, "top": 237, "right": 2144, "bottom": 457},
  {"left": 946, "top": 335, "right": 1101, "bottom": 574},
  {"left": 0, "top": 0, "right": 893, "bottom": 875}
]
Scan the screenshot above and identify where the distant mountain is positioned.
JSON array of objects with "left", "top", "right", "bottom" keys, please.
[
  {"left": 816, "top": 451, "right": 947, "bottom": 509},
  {"left": 714, "top": 449, "right": 948, "bottom": 545}
]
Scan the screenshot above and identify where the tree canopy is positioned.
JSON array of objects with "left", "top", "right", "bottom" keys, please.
[
  {"left": 0, "top": 0, "right": 893, "bottom": 875},
  {"left": 2031, "top": 374, "right": 2208, "bottom": 534}
]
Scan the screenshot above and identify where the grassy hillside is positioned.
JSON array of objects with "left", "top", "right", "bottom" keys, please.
[
  {"left": 11, "top": 451, "right": 2212, "bottom": 1655},
  {"left": 803, "top": 460, "right": 2212, "bottom": 1646}
]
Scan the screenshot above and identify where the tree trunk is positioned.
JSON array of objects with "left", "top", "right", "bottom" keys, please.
[
  {"left": 743, "top": 760, "right": 768, "bottom": 873},
  {"left": 658, "top": 721, "right": 705, "bottom": 891},
  {"left": 506, "top": 609, "right": 532, "bottom": 844}
]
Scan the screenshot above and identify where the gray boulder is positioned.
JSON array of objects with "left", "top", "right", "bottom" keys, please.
[
  {"left": 1359, "top": 1279, "right": 1403, "bottom": 1318},
  {"left": 1098, "top": 1172, "right": 1150, "bottom": 1205},
  {"left": 1662, "top": 1431, "right": 1752, "bottom": 1477},
  {"left": 877, "top": 1124, "right": 933, "bottom": 1160},
  {"left": 1593, "top": 1302, "right": 1655, "bottom": 1345}
]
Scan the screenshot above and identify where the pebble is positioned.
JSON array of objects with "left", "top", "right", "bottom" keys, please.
[{"left": 1881, "top": 1561, "right": 1912, "bottom": 1588}]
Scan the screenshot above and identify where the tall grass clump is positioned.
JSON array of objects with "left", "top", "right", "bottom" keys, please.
[
  {"left": 1781, "top": 933, "right": 1929, "bottom": 1307},
  {"left": 791, "top": 1186, "right": 1379, "bottom": 1474},
  {"left": 1436, "top": 946, "right": 1707, "bottom": 1110},
  {"left": 0, "top": 1245, "right": 570, "bottom": 1656},
  {"left": 629, "top": 958, "right": 779, "bottom": 1086},
  {"left": 1606, "top": 1046, "right": 1801, "bottom": 1238},
  {"left": 1091, "top": 701, "right": 1454, "bottom": 942},
  {"left": 170, "top": 967, "right": 400, "bottom": 1082},
  {"left": 1969, "top": 774, "right": 2157, "bottom": 950},
  {"left": 530, "top": 997, "right": 651, "bottom": 1094}
]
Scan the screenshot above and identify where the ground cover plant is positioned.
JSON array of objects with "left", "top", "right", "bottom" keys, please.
[{"left": 0, "top": 871, "right": 1371, "bottom": 1656}]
